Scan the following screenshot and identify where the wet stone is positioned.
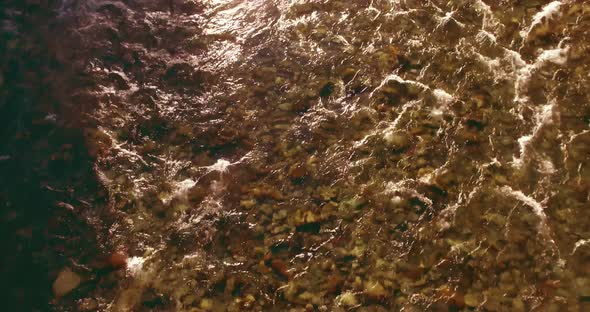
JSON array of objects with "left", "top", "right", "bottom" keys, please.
[
  {"left": 383, "top": 130, "right": 411, "bottom": 150},
  {"left": 336, "top": 292, "right": 358, "bottom": 307},
  {"left": 364, "top": 280, "right": 387, "bottom": 300},
  {"left": 53, "top": 268, "right": 82, "bottom": 297}
]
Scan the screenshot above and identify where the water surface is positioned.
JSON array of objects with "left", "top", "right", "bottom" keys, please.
[{"left": 12, "top": 0, "right": 590, "bottom": 311}]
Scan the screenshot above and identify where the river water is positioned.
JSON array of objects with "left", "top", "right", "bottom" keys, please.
[{"left": 6, "top": 0, "right": 590, "bottom": 311}]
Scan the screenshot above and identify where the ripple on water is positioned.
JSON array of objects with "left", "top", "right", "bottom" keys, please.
[{"left": 42, "top": 0, "right": 590, "bottom": 310}]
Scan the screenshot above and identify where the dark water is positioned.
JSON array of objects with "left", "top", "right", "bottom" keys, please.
[{"left": 2, "top": 0, "right": 590, "bottom": 311}]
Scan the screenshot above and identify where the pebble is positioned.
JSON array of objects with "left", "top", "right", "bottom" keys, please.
[
  {"left": 108, "top": 251, "right": 128, "bottom": 269},
  {"left": 294, "top": 210, "right": 319, "bottom": 225},
  {"left": 289, "top": 164, "right": 308, "bottom": 179},
  {"left": 511, "top": 298, "right": 526, "bottom": 312},
  {"left": 463, "top": 292, "right": 479, "bottom": 307},
  {"left": 279, "top": 102, "right": 293, "bottom": 111},
  {"left": 199, "top": 298, "right": 214, "bottom": 310},
  {"left": 53, "top": 267, "right": 82, "bottom": 297},
  {"left": 364, "top": 280, "right": 387, "bottom": 299},
  {"left": 78, "top": 298, "right": 98, "bottom": 311},
  {"left": 336, "top": 292, "right": 358, "bottom": 307},
  {"left": 240, "top": 199, "right": 257, "bottom": 209},
  {"left": 270, "top": 259, "right": 290, "bottom": 278}
]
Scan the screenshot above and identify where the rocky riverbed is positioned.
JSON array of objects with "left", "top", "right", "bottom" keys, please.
[{"left": 2, "top": 0, "right": 590, "bottom": 311}]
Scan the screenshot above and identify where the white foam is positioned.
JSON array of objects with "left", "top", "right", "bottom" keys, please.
[
  {"left": 521, "top": 1, "right": 563, "bottom": 40},
  {"left": 500, "top": 186, "right": 549, "bottom": 236},
  {"left": 165, "top": 178, "right": 198, "bottom": 204},
  {"left": 371, "top": 77, "right": 454, "bottom": 147},
  {"left": 435, "top": 11, "right": 465, "bottom": 30},
  {"left": 513, "top": 135, "right": 533, "bottom": 168},
  {"left": 432, "top": 89, "right": 454, "bottom": 106},
  {"left": 499, "top": 188, "right": 564, "bottom": 269},
  {"left": 371, "top": 74, "right": 429, "bottom": 98},
  {"left": 205, "top": 159, "right": 232, "bottom": 172},
  {"left": 531, "top": 1, "right": 562, "bottom": 31},
  {"left": 504, "top": 48, "right": 527, "bottom": 68},
  {"left": 383, "top": 180, "right": 433, "bottom": 207},
  {"left": 126, "top": 256, "right": 146, "bottom": 278},
  {"left": 429, "top": 107, "right": 444, "bottom": 120},
  {"left": 572, "top": 239, "right": 590, "bottom": 255},
  {"left": 537, "top": 46, "right": 569, "bottom": 65},
  {"left": 371, "top": 73, "right": 451, "bottom": 110},
  {"left": 539, "top": 157, "right": 556, "bottom": 174},
  {"left": 477, "top": 29, "right": 497, "bottom": 44},
  {"left": 473, "top": 0, "right": 500, "bottom": 30},
  {"left": 473, "top": 52, "right": 502, "bottom": 78},
  {"left": 512, "top": 45, "right": 569, "bottom": 104},
  {"left": 103, "top": 130, "right": 149, "bottom": 167},
  {"left": 379, "top": 100, "right": 415, "bottom": 145},
  {"left": 512, "top": 103, "right": 555, "bottom": 168}
]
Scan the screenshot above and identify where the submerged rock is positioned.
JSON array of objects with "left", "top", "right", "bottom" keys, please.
[
  {"left": 383, "top": 130, "right": 411, "bottom": 150},
  {"left": 364, "top": 280, "right": 387, "bottom": 300},
  {"left": 336, "top": 292, "right": 358, "bottom": 307},
  {"left": 107, "top": 251, "right": 128, "bottom": 269},
  {"left": 52, "top": 268, "right": 82, "bottom": 297}
]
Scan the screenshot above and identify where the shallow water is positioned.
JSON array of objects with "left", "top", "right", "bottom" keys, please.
[{"left": 4, "top": 0, "right": 590, "bottom": 311}]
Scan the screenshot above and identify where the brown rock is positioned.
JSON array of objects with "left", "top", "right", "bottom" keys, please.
[
  {"left": 250, "top": 186, "right": 283, "bottom": 200},
  {"left": 270, "top": 259, "right": 290, "bottom": 279},
  {"left": 53, "top": 268, "right": 82, "bottom": 297},
  {"left": 326, "top": 275, "right": 344, "bottom": 294},
  {"left": 188, "top": 185, "right": 208, "bottom": 204},
  {"left": 364, "top": 280, "right": 387, "bottom": 300},
  {"left": 289, "top": 164, "right": 308, "bottom": 179},
  {"left": 108, "top": 251, "right": 128, "bottom": 269},
  {"left": 84, "top": 128, "right": 113, "bottom": 158}
]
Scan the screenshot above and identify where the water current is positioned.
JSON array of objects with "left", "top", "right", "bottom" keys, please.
[{"left": 3, "top": 0, "right": 590, "bottom": 311}]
